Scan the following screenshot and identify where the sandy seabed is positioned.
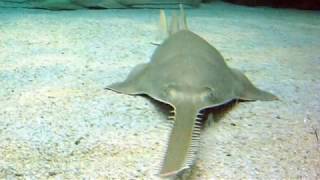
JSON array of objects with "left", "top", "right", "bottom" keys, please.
[{"left": 0, "top": 1, "right": 319, "bottom": 179}]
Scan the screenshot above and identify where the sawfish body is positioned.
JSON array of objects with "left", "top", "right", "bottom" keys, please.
[{"left": 106, "top": 8, "right": 277, "bottom": 177}]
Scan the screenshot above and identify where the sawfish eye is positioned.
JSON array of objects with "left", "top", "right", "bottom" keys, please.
[
  {"left": 203, "top": 87, "right": 215, "bottom": 100},
  {"left": 163, "top": 84, "right": 176, "bottom": 97}
]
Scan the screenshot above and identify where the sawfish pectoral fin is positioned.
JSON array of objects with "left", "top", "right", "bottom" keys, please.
[
  {"left": 105, "top": 63, "right": 148, "bottom": 95},
  {"left": 231, "top": 68, "right": 278, "bottom": 101},
  {"left": 159, "top": 102, "right": 202, "bottom": 177}
]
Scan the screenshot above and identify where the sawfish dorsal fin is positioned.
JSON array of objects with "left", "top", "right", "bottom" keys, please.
[
  {"left": 168, "top": 4, "right": 188, "bottom": 35},
  {"left": 178, "top": 4, "right": 188, "bottom": 32},
  {"left": 154, "top": 4, "right": 188, "bottom": 45},
  {"left": 159, "top": 9, "right": 168, "bottom": 39}
]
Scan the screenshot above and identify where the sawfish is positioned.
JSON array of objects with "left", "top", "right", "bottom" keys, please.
[{"left": 106, "top": 6, "right": 277, "bottom": 177}]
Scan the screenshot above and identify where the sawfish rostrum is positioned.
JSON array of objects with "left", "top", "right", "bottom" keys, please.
[{"left": 106, "top": 7, "right": 277, "bottom": 177}]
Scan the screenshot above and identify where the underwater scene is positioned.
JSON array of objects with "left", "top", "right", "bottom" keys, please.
[{"left": 0, "top": 0, "right": 319, "bottom": 179}]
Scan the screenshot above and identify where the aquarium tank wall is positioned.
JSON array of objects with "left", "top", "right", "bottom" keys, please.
[{"left": 1, "top": 0, "right": 320, "bottom": 9}]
